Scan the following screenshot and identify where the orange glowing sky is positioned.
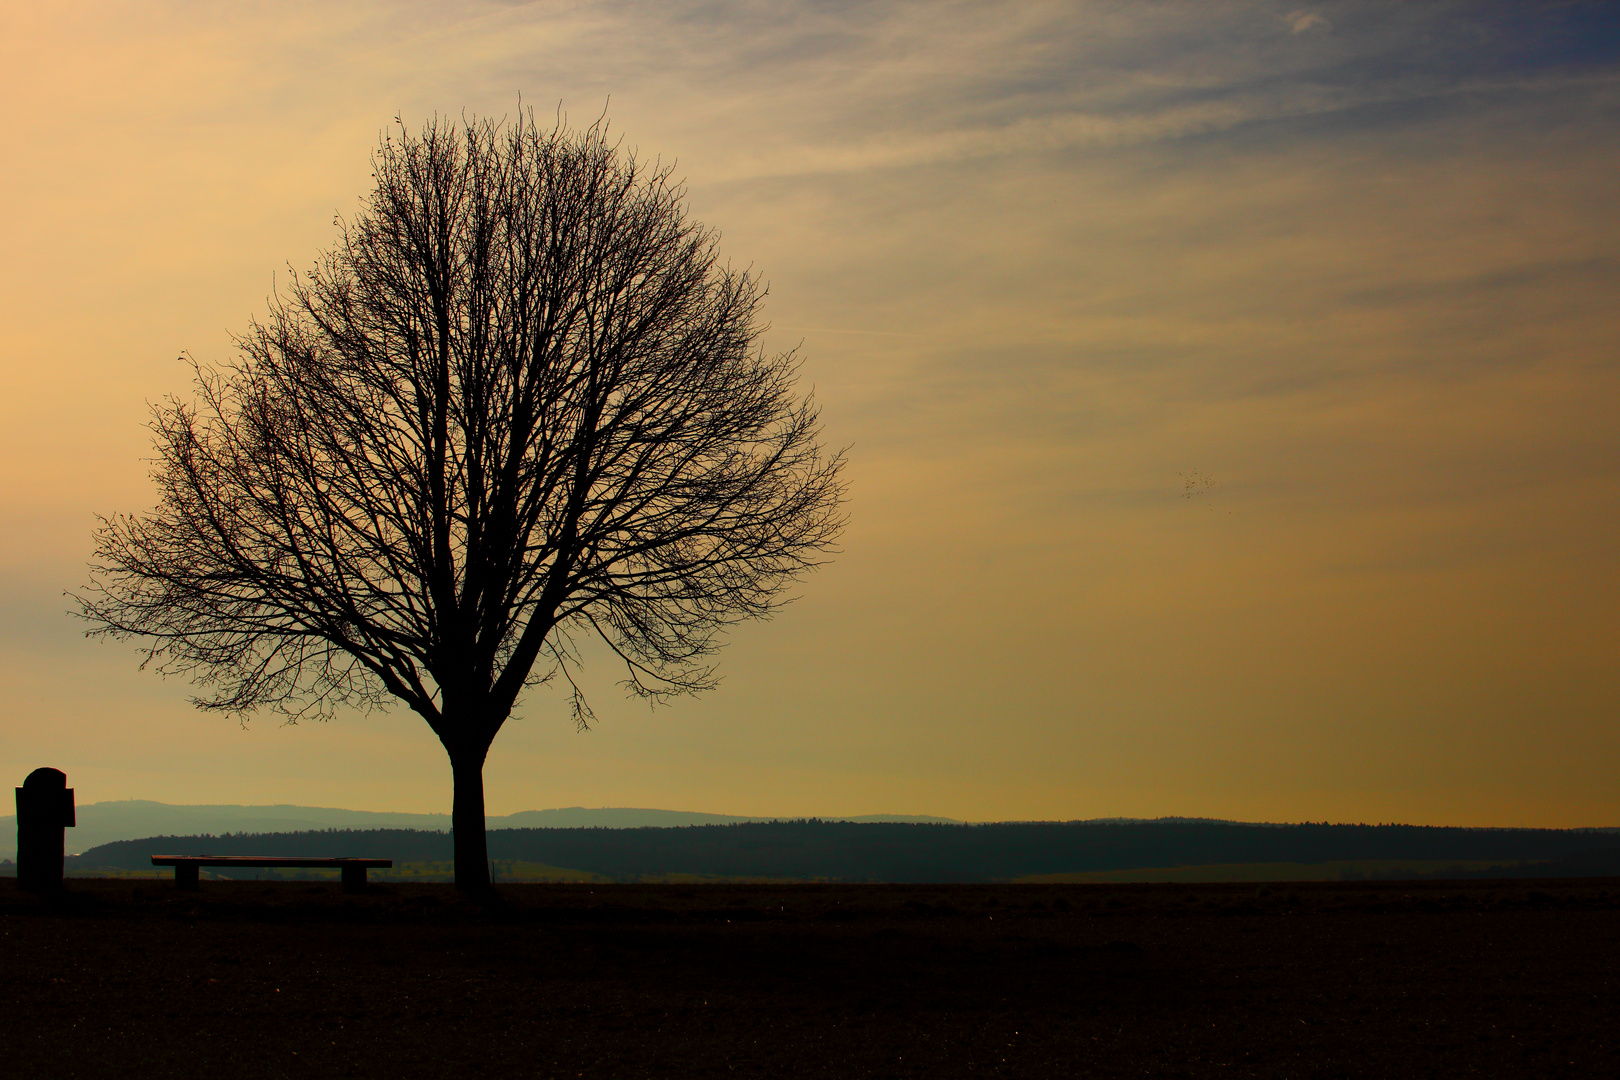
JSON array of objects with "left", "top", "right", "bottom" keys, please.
[{"left": 2, "top": 2, "right": 1617, "bottom": 825}]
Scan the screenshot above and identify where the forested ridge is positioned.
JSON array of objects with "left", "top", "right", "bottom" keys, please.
[{"left": 64, "top": 820, "right": 1620, "bottom": 882}]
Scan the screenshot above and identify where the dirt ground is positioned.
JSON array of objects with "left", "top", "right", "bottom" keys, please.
[{"left": 1, "top": 877, "right": 1615, "bottom": 1078}]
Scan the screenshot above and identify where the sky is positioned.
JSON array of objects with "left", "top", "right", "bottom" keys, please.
[{"left": 1, "top": 1, "right": 1617, "bottom": 827}]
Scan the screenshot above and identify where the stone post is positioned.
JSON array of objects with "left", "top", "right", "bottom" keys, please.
[{"left": 15, "top": 768, "right": 75, "bottom": 893}]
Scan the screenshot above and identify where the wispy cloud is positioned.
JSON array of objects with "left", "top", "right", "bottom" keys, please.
[
  {"left": 1284, "top": 9, "right": 1331, "bottom": 35},
  {"left": 3, "top": 1, "right": 1617, "bottom": 825}
]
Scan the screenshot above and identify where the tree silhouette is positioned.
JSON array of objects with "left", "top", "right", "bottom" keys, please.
[{"left": 76, "top": 111, "right": 846, "bottom": 890}]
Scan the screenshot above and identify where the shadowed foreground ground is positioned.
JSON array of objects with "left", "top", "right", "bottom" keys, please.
[{"left": 1, "top": 878, "right": 1614, "bottom": 1078}]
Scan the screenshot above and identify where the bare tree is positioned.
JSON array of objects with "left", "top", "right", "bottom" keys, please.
[{"left": 76, "top": 111, "right": 846, "bottom": 890}]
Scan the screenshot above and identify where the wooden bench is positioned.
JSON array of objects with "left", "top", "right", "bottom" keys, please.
[{"left": 150, "top": 856, "right": 392, "bottom": 893}]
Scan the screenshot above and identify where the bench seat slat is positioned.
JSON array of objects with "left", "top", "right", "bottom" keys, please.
[
  {"left": 151, "top": 854, "right": 391, "bottom": 893},
  {"left": 150, "top": 856, "right": 392, "bottom": 868}
]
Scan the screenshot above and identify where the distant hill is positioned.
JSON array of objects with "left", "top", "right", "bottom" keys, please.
[
  {"left": 0, "top": 800, "right": 450, "bottom": 859},
  {"left": 494, "top": 808, "right": 959, "bottom": 829},
  {"left": 61, "top": 820, "right": 1620, "bottom": 883},
  {"left": 0, "top": 800, "right": 959, "bottom": 859}
]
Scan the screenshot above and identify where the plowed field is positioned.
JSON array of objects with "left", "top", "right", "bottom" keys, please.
[{"left": 2, "top": 878, "right": 1615, "bottom": 1078}]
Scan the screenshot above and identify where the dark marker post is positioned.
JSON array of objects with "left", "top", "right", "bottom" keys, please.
[{"left": 15, "top": 768, "right": 75, "bottom": 893}]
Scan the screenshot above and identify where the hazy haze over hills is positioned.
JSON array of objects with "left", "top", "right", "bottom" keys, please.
[
  {"left": 7, "top": 800, "right": 1613, "bottom": 861},
  {"left": 0, "top": 800, "right": 960, "bottom": 858}
]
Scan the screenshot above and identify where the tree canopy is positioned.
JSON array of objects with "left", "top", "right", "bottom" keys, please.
[{"left": 77, "top": 111, "right": 846, "bottom": 889}]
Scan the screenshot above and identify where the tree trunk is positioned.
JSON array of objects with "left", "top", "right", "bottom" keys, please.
[{"left": 450, "top": 745, "right": 492, "bottom": 892}]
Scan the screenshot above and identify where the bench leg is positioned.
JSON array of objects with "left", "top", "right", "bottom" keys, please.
[
  {"left": 174, "top": 864, "right": 199, "bottom": 891},
  {"left": 342, "top": 864, "right": 366, "bottom": 894}
]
